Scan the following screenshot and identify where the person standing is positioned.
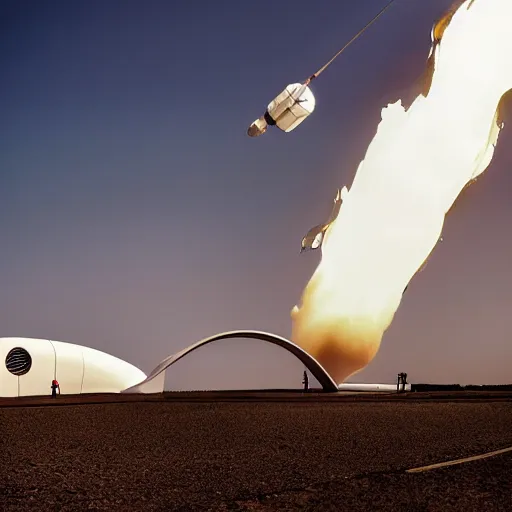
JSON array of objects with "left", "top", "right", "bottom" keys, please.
[{"left": 302, "top": 370, "right": 309, "bottom": 392}]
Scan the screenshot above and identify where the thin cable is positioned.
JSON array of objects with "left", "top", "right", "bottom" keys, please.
[{"left": 307, "top": 0, "right": 397, "bottom": 83}]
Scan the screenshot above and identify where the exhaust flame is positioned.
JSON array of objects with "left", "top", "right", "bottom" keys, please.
[{"left": 291, "top": 0, "right": 512, "bottom": 383}]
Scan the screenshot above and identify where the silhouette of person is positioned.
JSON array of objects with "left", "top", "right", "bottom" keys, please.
[{"left": 302, "top": 370, "right": 309, "bottom": 392}]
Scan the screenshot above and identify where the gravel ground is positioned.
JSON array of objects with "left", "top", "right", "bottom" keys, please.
[{"left": 0, "top": 394, "right": 511, "bottom": 511}]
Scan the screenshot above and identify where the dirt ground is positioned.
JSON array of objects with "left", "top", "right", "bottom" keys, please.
[{"left": 1, "top": 392, "right": 511, "bottom": 511}]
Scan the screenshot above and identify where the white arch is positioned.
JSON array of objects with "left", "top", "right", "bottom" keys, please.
[{"left": 122, "top": 330, "right": 339, "bottom": 393}]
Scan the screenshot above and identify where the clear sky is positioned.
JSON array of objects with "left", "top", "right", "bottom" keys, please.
[{"left": 2, "top": 0, "right": 511, "bottom": 389}]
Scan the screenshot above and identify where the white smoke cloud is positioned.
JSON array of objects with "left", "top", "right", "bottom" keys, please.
[{"left": 291, "top": 0, "right": 512, "bottom": 383}]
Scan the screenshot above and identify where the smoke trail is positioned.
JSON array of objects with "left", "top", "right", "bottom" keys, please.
[{"left": 291, "top": 0, "right": 512, "bottom": 383}]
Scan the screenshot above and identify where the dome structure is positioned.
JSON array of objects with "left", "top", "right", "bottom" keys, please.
[{"left": 0, "top": 337, "right": 146, "bottom": 397}]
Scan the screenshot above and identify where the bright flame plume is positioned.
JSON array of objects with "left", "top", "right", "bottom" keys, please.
[{"left": 291, "top": 0, "right": 512, "bottom": 383}]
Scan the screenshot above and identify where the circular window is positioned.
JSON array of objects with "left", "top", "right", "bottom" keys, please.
[{"left": 5, "top": 347, "right": 32, "bottom": 376}]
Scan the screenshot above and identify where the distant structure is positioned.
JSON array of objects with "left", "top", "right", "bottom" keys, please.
[
  {"left": 397, "top": 372, "right": 408, "bottom": 393},
  {"left": 338, "top": 382, "right": 411, "bottom": 392},
  {"left": 0, "top": 337, "right": 146, "bottom": 397}
]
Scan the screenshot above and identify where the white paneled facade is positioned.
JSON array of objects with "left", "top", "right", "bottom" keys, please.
[{"left": 0, "top": 337, "right": 146, "bottom": 397}]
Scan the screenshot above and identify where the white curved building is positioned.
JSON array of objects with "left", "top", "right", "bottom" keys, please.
[{"left": 0, "top": 337, "right": 146, "bottom": 397}]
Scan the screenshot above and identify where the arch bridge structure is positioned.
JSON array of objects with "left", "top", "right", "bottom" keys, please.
[{"left": 122, "top": 330, "right": 339, "bottom": 393}]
